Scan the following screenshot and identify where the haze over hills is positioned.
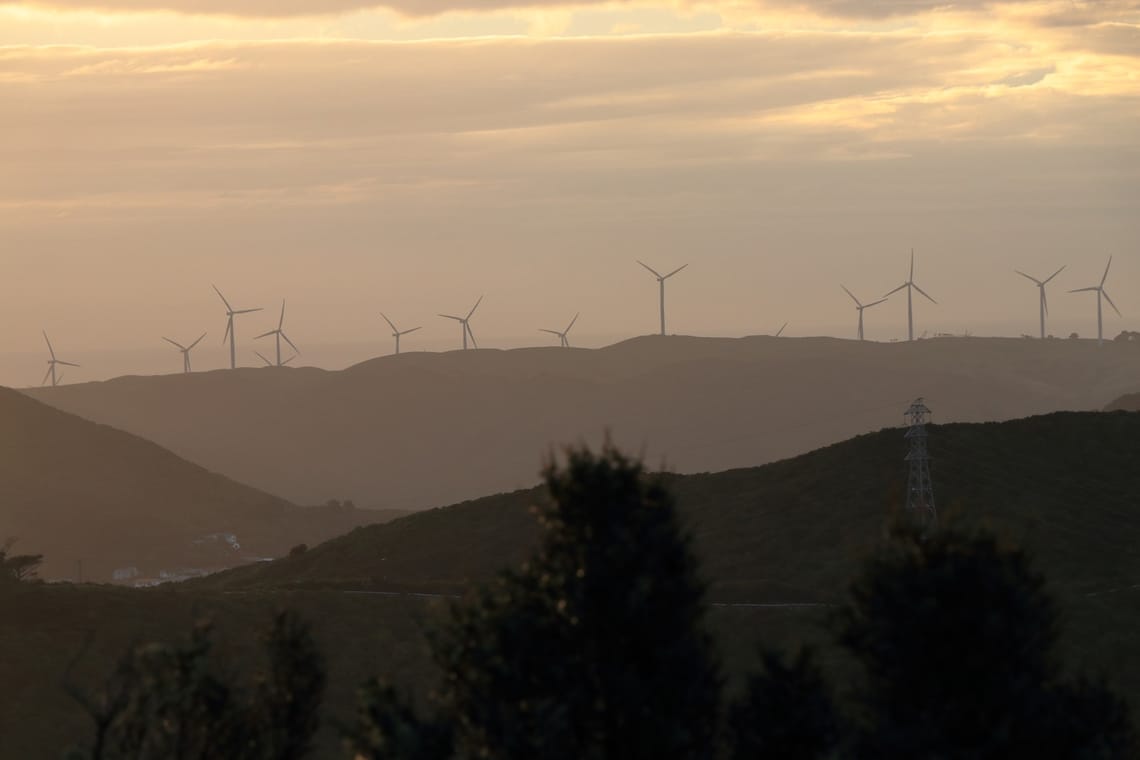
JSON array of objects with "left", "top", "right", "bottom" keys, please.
[
  {"left": 25, "top": 335, "right": 1140, "bottom": 511},
  {"left": 198, "top": 411, "right": 1140, "bottom": 605},
  {"left": 0, "top": 387, "right": 394, "bottom": 582},
  {"left": 1107, "top": 392, "right": 1140, "bottom": 412}
]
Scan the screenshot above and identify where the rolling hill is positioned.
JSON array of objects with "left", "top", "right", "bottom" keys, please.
[
  {"left": 5, "top": 410, "right": 1140, "bottom": 758},
  {"left": 1107, "top": 392, "right": 1140, "bottom": 412},
  {"left": 201, "top": 410, "right": 1140, "bottom": 606},
  {"left": 26, "top": 335, "right": 1140, "bottom": 512},
  {"left": 0, "top": 387, "right": 395, "bottom": 582}
]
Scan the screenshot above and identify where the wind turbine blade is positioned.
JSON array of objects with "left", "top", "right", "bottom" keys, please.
[
  {"left": 841, "top": 285, "right": 862, "bottom": 307},
  {"left": 883, "top": 283, "right": 908, "bottom": 298},
  {"left": 162, "top": 337, "right": 186, "bottom": 350},
  {"left": 1102, "top": 256, "right": 1113, "bottom": 287},
  {"left": 540, "top": 329, "right": 562, "bottom": 336},
  {"left": 212, "top": 284, "right": 233, "bottom": 311},
  {"left": 41, "top": 367, "right": 53, "bottom": 386},
  {"left": 380, "top": 312, "right": 398, "bottom": 332},
  {"left": 909, "top": 249, "right": 915, "bottom": 280},
  {"left": 663, "top": 263, "right": 688, "bottom": 279},
  {"left": 187, "top": 332, "right": 207, "bottom": 350},
  {"left": 1043, "top": 265, "right": 1066, "bottom": 284},
  {"left": 913, "top": 283, "right": 937, "bottom": 304},
  {"left": 401, "top": 326, "right": 422, "bottom": 335},
  {"left": 254, "top": 330, "right": 276, "bottom": 340},
  {"left": 466, "top": 324, "right": 478, "bottom": 349},
  {"left": 234, "top": 308, "right": 262, "bottom": 315},
  {"left": 864, "top": 298, "right": 889, "bottom": 309},
  {"left": 1042, "top": 290, "right": 1050, "bottom": 316},
  {"left": 255, "top": 351, "right": 273, "bottom": 366},
  {"left": 466, "top": 295, "right": 484, "bottom": 319},
  {"left": 278, "top": 300, "right": 286, "bottom": 330},
  {"left": 1014, "top": 270, "right": 1042, "bottom": 286},
  {"left": 42, "top": 331, "right": 56, "bottom": 360},
  {"left": 439, "top": 314, "right": 462, "bottom": 321},
  {"left": 1103, "top": 290, "right": 1122, "bottom": 317},
  {"left": 223, "top": 318, "right": 232, "bottom": 344},
  {"left": 637, "top": 260, "right": 663, "bottom": 278},
  {"left": 283, "top": 355, "right": 296, "bottom": 365},
  {"left": 1069, "top": 287, "right": 1099, "bottom": 293},
  {"left": 57, "top": 360, "right": 80, "bottom": 368},
  {"left": 775, "top": 323, "right": 787, "bottom": 337},
  {"left": 566, "top": 312, "right": 579, "bottom": 333},
  {"left": 281, "top": 332, "right": 300, "bottom": 354}
]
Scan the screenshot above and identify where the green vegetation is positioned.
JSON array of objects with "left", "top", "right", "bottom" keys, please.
[
  {"left": 5, "top": 411, "right": 1140, "bottom": 757},
  {"left": 65, "top": 443, "right": 1134, "bottom": 759}
]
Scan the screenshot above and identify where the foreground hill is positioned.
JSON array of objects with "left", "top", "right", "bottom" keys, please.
[
  {"left": 202, "top": 411, "right": 1140, "bottom": 606},
  {"left": 0, "top": 387, "right": 394, "bottom": 582},
  {"left": 27, "top": 336, "right": 1140, "bottom": 511}
]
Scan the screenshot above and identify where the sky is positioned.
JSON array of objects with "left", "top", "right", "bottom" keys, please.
[{"left": 1, "top": 0, "right": 1137, "bottom": 385}]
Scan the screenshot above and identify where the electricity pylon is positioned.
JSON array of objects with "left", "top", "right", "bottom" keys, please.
[{"left": 905, "top": 398, "right": 937, "bottom": 532}]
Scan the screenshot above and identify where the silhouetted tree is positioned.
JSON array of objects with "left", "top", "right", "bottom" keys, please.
[
  {"left": 837, "top": 525, "right": 1136, "bottom": 759},
  {"left": 359, "top": 443, "right": 722, "bottom": 760},
  {"left": 0, "top": 539, "right": 43, "bottom": 582},
  {"left": 344, "top": 680, "right": 453, "bottom": 760},
  {"left": 67, "top": 611, "right": 324, "bottom": 760},
  {"left": 727, "top": 649, "right": 841, "bottom": 760}
]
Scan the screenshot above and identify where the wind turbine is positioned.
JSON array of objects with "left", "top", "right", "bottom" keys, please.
[
  {"left": 637, "top": 261, "right": 688, "bottom": 336},
  {"left": 883, "top": 250, "right": 937, "bottom": 342},
  {"left": 255, "top": 351, "right": 293, "bottom": 367},
  {"left": 439, "top": 296, "right": 482, "bottom": 350},
  {"left": 162, "top": 333, "right": 207, "bottom": 374},
  {"left": 213, "top": 285, "right": 262, "bottom": 369},
  {"left": 1014, "top": 265, "right": 1065, "bottom": 339},
  {"left": 841, "top": 285, "right": 888, "bottom": 341},
  {"left": 774, "top": 323, "right": 788, "bottom": 337},
  {"left": 381, "top": 313, "right": 421, "bottom": 355},
  {"left": 540, "top": 313, "right": 579, "bottom": 348},
  {"left": 41, "top": 331, "right": 79, "bottom": 387},
  {"left": 1070, "top": 257, "right": 1120, "bottom": 346},
  {"left": 255, "top": 300, "right": 299, "bottom": 367}
]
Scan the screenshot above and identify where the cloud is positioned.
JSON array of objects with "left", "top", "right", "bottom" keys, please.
[{"left": 10, "top": 0, "right": 1140, "bottom": 21}]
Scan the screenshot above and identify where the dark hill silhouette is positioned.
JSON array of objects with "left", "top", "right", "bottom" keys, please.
[
  {"left": 0, "top": 387, "right": 395, "bottom": 581},
  {"left": 1106, "top": 392, "right": 1140, "bottom": 411},
  {"left": 26, "top": 335, "right": 1140, "bottom": 511},
  {"left": 200, "top": 411, "right": 1140, "bottom": 606}
]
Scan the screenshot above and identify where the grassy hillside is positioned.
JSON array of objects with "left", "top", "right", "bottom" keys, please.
[
  {"left": 5, "top": 411, "right": 1140, "bottom": 758},
  {"left": 0, "top": 387, "right": 395, "bottom": 582},
  {"left": 200, "top": 411, "right": 1140, "bottom": 604},
  {"left": 26, "top": 335, "right": 1140, "bottom": 510}
]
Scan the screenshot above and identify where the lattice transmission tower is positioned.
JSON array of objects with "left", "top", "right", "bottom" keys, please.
[{"left": 904, "top": 397, "right": 937, "bottom": 531}]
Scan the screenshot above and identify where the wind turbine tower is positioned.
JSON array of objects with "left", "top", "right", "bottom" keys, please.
[
  {"left": 162, "top": 333, "right": 207, "bottom": 373},
  {"left": 255, "top": 300, "right": 300, "bottom": 367},
  {"left": 841, "top": 285, "right": 888, "bottom": 341},
  {"left": 540, "top": 313, "right": 579, "bottom": 347},
  {"left": 884, "top": 250, "right": 937, "bottom": 342},
  {"left": 1069, "top": 257, "right": 1120, "bottom": 346},
  {"left": 213, "top": 285, "right": 262, "bottom": 369},
  {"left": 41, "top": 331, "right": 79, "bottom": 387},
  {"left": 381, "top": 313, "right": 421, "bottom": 355},
  {"left": 637, "top": 261, "right": 688, "bottom": 336},
  {"left": 439, "top": 296, "right": 483, "bottom": 350},
  {"left": 1014, "top": 266, "right": 1065, "bottom": 340}
]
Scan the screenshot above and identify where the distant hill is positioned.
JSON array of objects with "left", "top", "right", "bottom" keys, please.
[
  {"left": 201, "top": 411, "right": 1140, "bottom": 606},
  {"left": 0, "top": 387, "right": 396, "bottom": 582},
  {"left": 1106, "top": 392, "right": 1140, "bottom": 412},
  {"left": 27, "top": 335, "right": 1140, "bottom": 511}
]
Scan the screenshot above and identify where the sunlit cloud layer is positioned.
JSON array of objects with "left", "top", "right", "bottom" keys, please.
[{"left": 0, "top": 0, "right": 1136, "bottom": 373}]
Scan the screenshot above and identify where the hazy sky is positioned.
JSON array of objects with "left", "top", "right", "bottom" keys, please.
[{"left": 1, "top": 0, "right": 1137, "bottom": 384}]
